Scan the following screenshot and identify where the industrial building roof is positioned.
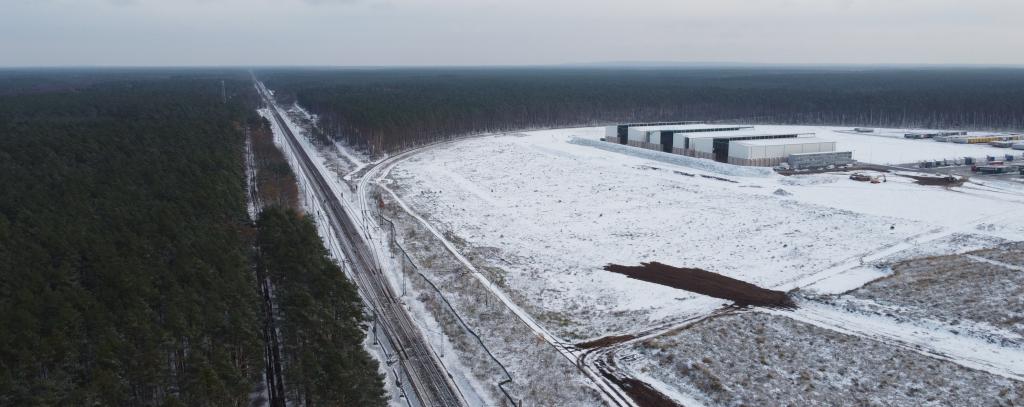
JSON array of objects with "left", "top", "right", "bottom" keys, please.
[
  {"left": 629, "top": 124, "right": 752, "bottom": 132},
  {"left": 684, "top": 131, "right": 815, "bottom": 140},
  {"left": 732, "top": 137, "right": 831, "bottom": 146}
]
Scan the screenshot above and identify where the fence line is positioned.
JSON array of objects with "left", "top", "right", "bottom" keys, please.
[{"left": 378, "top": 208, "right": 520, "bottom": 407}]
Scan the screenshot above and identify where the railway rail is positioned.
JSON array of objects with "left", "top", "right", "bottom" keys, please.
[{"left": 255, "top": 79, "right": 466, "bottom": 407}]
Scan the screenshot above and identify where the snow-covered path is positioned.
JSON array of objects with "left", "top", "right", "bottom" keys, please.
[
  {"left": 965, "top": 254, "right": 1024, "bottom": 272},
  {"left": 767, "top": 301, "right": 1024, "bottom": 382}
]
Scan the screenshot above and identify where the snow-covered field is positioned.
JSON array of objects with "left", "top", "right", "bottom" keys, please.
[
  {"left": 386, "top": 126, "right": 1024, "bottom": 340},
  {"left": 620, "top": 311, "right": 1024, "bottom": 406},
  {"left": 832, "top": 246, "right": 1024, "bottom": 347},
  {"left": 265, "top": 105, "right": 1024, "bottom": 405},
  {"left": 379, "top": 194, "right": 606, "bottom": 406}
]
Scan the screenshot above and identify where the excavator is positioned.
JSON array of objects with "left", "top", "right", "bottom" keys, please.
[{"left": 849, "top": 173, "right": 887, "bottom": 183}]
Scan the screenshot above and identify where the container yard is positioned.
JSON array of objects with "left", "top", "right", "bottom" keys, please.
[
  {"left": 946, "top": 134, "right": 1023, "bottom": 144},
  {"left": 904, "top": 131, "right": 966, "bottom": 139}
]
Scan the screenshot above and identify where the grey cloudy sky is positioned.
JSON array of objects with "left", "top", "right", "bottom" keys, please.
[{"left": 2, "top": 0, "right": 1022, "bottom": 67}]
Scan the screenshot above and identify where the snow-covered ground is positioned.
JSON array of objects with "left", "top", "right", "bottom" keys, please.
[
  {"left": 386, "top": 126, "right": 1024, "bottom": 341},
  {"left": 619, "top": 311, "right": 1024, "bottom": 406},
  {"left": 262, "top": 96, "right": 606, "bottom": 405},
  {"left": 253, "top": 111, "right": 1024, "bottom": 405}
]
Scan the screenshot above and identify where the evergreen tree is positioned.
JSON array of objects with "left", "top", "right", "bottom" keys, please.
[{"left": 256, "top": 208, "right": 386, "bottom": 407}]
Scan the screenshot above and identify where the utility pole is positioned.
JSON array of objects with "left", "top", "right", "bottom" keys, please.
[{"left": 221, "top": 80, "right": 226, "bottom": 104}]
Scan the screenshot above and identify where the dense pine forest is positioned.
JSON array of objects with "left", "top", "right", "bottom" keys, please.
[
  {"left": 258, "top": 67, "right": 1024, "bottom": 155},
  {"left": 255, "top": 208, "right": 386, "bottom": 406},
  {"left": 247, "top": 116, "right": 385, "bottom": 407},
  {"left": 4, "top": 65, "right": 1023, "bottom": 404},
  {"left": 0, "top": 71, "right": 383, "bottom": 406},
  {"left": 249, "top": 117, "right": 299, "bottom": 211}
]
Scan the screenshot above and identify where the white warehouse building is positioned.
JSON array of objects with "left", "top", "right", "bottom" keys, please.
[
  {"left": 603, "top": 121, "right": 850, "bottom": 168},
  {"left": 603, "top": 123, "right": 752, "bottom": 151},
  {"left": 603, "top": 121, "right": 705, "bottom": 145},
  {"left": 625, "top": 124, "right": 752, "bottom": 152},
  {"left": 727, "top": 137, "right": 836, "bottom": 166},
  {"left": 684, "top": 132, "right": 815, "bottom": 162}
]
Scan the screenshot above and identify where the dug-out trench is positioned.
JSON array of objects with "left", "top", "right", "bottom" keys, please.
[{"left": 604, "top": 262, "right": 796, "bottom": 309}]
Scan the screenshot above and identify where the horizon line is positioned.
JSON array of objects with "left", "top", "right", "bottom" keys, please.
[{"left": 3, "top": 62, "right": 1024, "bottom": 70}]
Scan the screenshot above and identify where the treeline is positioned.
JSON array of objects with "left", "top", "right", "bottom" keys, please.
[
  {"left": 0, "top": 71, "right": 384, "bottom": 406},
  {"left": 258, "top": 67, "right": 1024, "bottom": 155},
  {"left": 255, "top": 208, "right": 385, "bottom": 406},
  {"left": 247, "top": 115, "right": 385, "bottom": 407},
  {"left": 250, "top": 116, "right": 299, "bottom": 211}
]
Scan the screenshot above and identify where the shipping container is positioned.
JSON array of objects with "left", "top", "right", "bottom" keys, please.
[{"left": 954, "top": 136, "right": 1001, "bottom": 144}]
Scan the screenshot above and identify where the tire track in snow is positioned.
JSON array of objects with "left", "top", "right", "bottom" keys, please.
[
  {"left": 765, "top": 301, "right": 1024, "bottom": 382},
  {"left": 965, "top": 254, "right": 1024, "bottom": 272}
]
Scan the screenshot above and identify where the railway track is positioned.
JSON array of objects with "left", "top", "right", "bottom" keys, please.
[
  {"left": 254, "top": 79, "right": 465, "bottom": 407},
  {"left": 254, "top": 87, "right": 714, "bottom": 406},
  {"left": 358, "top": 136, "right": 640, "bottom": 407}
]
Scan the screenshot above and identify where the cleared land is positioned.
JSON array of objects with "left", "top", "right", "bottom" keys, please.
[
  {"left": 823, "top": 244, "right": 1024, "bottom": 346},
  {"left": 376, "top": 125, "right": 1024, "bottom": 404},
  {"left": 379, "top": 191, "right": 606, "bottom": 406},
  {"left": 267, "top": 65, "right": 1024, "bottom": 404},
  {"left": 971, "top": 241, "right": 1024, "bottom": 268},
  {"left": 386, "top": 126, "right": 1024, "bottom": 341},
  {"left": 620, "top": 312, "right": 1024, "bottom": 406}
]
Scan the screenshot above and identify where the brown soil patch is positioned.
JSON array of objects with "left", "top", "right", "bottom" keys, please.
[
  {"left": 901, "top": 174, "right": 965, "bottom": 187},
  {"left": 576, "top": 334, "right": 636, "bottom": 349},
  {"left": 605, "top": 262, "right": 796, "bottom": 309},
  {"left": 606, "top": 375, "right": 681, "bottom": 407}
]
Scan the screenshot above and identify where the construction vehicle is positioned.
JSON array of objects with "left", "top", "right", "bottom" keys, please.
[
  {"left": 978, "top": 166, "right": 1011, "bottom": 174},
  {"left": 850, "top": 173, "right": 886, "bottom": 183}
]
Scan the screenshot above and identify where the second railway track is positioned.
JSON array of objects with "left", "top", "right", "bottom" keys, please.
[{"left": 255, "top": 79, "right": 466, "bottom": 407}]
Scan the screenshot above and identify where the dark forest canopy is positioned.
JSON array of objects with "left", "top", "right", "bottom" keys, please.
[
  {"left": 0, "top": 71, "right": 384, "bottom": 406},
  {"left": 256, "top": 208, "right": 386, "bottom": 407},
  {"left": 257, "top": 67, "right": 1024, "bottom": 155},
  {"left": 0, "top": 73, "right": 262, "bottom": 405}
]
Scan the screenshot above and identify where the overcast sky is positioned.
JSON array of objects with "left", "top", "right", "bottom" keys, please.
[{"left": 3, "top": 0, "right": 1022, "bottom": 67}]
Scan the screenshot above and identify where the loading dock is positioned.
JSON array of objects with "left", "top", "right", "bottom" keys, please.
[{"left": 660, "top": 131, "right": 673, "bottom": 153}]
